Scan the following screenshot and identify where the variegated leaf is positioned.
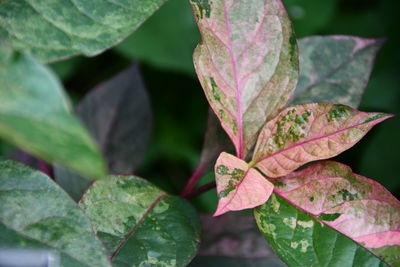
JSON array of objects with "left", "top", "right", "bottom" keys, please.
[
  {"left": 290, "top": 36, "right": 383, "bottom": 108},
  {"left": 252, "top": 103, "right": 391, "bottom": 178},
  {"left": 214, "top": 152, "right": 273, "bottom": 216},
  {"left": 255, "top": 161, "right": 400, "bottom": 266},
  {"left": 191, "top": 0, "right": 298, "bottom": 159},
  {"left": 80, "top": 176, "right": 201, "bottom": 266}
]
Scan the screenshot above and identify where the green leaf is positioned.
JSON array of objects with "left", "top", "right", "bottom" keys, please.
[
  {"left": 114, "top": 0, "right": 199, "bottom": 74},
  {"left": 0, "top": 0, "right": 166, "bottom": 62},
  {"left": 0, "top": 51, "right": 105, "bottom": 178},
  {"left": 0, "top": 159, "right": 111, "bottom": 267},
  {"left": 79, "top": 175, "right": 201, "bottom": 266},
  {"left": 254, "top": 161, "right": 400, "bottom": 266},
  {"left": 254, "top": 194, "right": 389, "bottom": 267},
  {"left": 192, "top": 0, "right": 299, "bottom": 158},
  {"left": 54, "top": 63, "right": 152, "bottom": 200},
  {"left": 290, "top": 36, "right": 383, "bottom": 108}
]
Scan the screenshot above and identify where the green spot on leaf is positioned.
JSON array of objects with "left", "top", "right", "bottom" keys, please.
[
  {"left": 338, "top": 189, "right": 359, "bottom": 201},
  {"left": 191, "top": 0, "right": 211, "bottom": 19},
  {"left": 327, "top": 104, "right": 351, "bottom": 122},
  {"left": 363, "top": 113, "right": 386, "bottom": 123},
  {"left": 318, "top": 213, "right": 342, "bottom": 221}
]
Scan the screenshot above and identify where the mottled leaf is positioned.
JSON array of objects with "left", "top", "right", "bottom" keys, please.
[
  {"left": 192, "top": 0, "right": 299, "bottom": 158},
  {"left": 214, "top": 152, "right": 273, "bottom": 216},
  {"left": 0, "top": 51, "right": 105, "bottom": 179},
  {"left": 254, "top": 161, "right": 400, "bottom": 266},
  {"left": 252, "top": 103, "right": 391, "bottom": 178},
  {"left": 290, "top": 36, "right": 383, "bottom": 108},
  {"left": 0, "top": 159, "right": 111, "bottom": 267},
  {"left": 79, "top": 175, "right": 201, "bottom": 266},
  {"left": 0, "top": 0, "right": 166, "bottom": 62},
  {"left": 55, "top": 63, "right": 152, "bottom": 200}
]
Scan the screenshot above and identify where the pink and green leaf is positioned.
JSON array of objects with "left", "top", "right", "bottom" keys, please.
[
  {"left": 252, "top": 103, "right": 392, "bottom": 178},
  {"left": 214, "top": 152, "right": 274, "bottom": 216},
  {"left": 255, "top": 161, "right": 400, "bottom": 266},
  {"left": 191, "top": 0, "right": 299, "bottom": 159}
]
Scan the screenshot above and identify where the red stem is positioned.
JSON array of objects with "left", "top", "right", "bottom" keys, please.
[
  {"left": 180, "top": 162, "right": 206, "bottom": 197},
  {"left": 184, "top": 181, "right": 216, "bottom": 199}
]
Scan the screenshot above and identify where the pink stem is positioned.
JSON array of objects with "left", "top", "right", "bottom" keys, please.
[{"left": 180, "top": 162, "right": 207, "bottom": 197}]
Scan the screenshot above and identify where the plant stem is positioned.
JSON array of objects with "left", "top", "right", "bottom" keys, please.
[
  {"left": 184, "top": 181, "right": 216, "bottom": 199},
  {"left": 180, "top": 162, "right": 206, "bottom": 197}
]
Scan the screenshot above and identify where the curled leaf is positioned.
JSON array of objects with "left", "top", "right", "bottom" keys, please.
[
  {"left": 252, "top": 103, "right": 391, "bottom": 178},
  {"left": 192, "top": 0, "right": 298, "bottom": 158},
  {"left": 214, "top": 152, "right": 273, "bottom": 216}
]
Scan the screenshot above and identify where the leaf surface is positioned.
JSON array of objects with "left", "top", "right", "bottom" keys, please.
[
  {"left": 54, "top": 63, "right": 152, "bottom": 200},
  {"left": 253, "top": 103, "right": 391, "bottom": 178},
  {"left": 254, "top": 161, "right": 400, "bottom": 266},
  {"left": 0, "top": 0, "right": 166, "bottom": 62},
  {"left": 290, "top": 36, "right": 383, "bottom": 108},
  {"left": 192, "top": 0, "right": 298, "bottom": 158},
  {"left": 80, "top": 175, "right": 201, "bottom": 266},
  {"left": 0, "top": 51, "right": 104, "bottom": 178},
  {"left": 214, "top": 152, "right": 273, "bottom": 216},
  {"left": 0, "top": 159, "right": 111, "bottom": 267},
  {"left": 114, "top": 0, "right": 199, "bottom": 74}
]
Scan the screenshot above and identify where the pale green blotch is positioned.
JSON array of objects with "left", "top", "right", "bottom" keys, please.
[
  {"left": 297, "top": 220, "right": 314, "bottom": 228},
  {"left": 291, "top": 240, "right": 310, "bottom": 253},
  {"left": 270, "top": 194, "right": 281, "bottom": 213},
  {"left": 283, "top": 217, "right": 297, "bottom": 229},
  {"left": 153, "top": 199, "right": 169, "bottom": 214}
]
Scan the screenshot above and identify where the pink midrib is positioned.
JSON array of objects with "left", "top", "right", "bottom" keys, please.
[
  {"left": 255, "top": 115, "right": 389, "bottom": 166},
  {"left": 222, "top": 0, "right": 244, "bottom": 159}
]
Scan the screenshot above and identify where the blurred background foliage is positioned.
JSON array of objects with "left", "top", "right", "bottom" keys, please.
[{"left": 3, "top": 0, "right": 398, "bottom": 212}]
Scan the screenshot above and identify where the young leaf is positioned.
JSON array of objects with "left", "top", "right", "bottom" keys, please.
[
  {"left": 214, "top": 152, "right": 274, "bottom": 216},
  {"left": 54, "top": 63, "right": 152, "bottom": 200},
  {"left": 0, "top": 51, "right": 105, "bottom": 179},
  {"left": 79, "top": 176, "right": 201, "bottom": 266},
  {"left": 254, "top": 161, "right": 400, "bottom": 266},
  {"left": 0, "top": 0, "right": 166, "bottom": 62},
  {"left": 192, "top": 0, "right": 299, "bottom": 158},
  {"left": 252, "top": 103, "right": 391, "bottom": 178},
  {"left": 290, "top": 36, "right": 383, "bottom": 108},
  {"left": 0, "top": 159, "right": 111, "bottom": 267}
]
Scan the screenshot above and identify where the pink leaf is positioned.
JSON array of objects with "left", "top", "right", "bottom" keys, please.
[
  {"left": 273, "top": 161, "right": 400, "bottom": 263},
  {"left": 252, "top": 103, "right": 392, "bottom": 177},
  {"left": 214, "top": 152, "right": 273, "bottom": 216},
  {"left": 191, "top": 0, "right": 298, "bottom": 159}
]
